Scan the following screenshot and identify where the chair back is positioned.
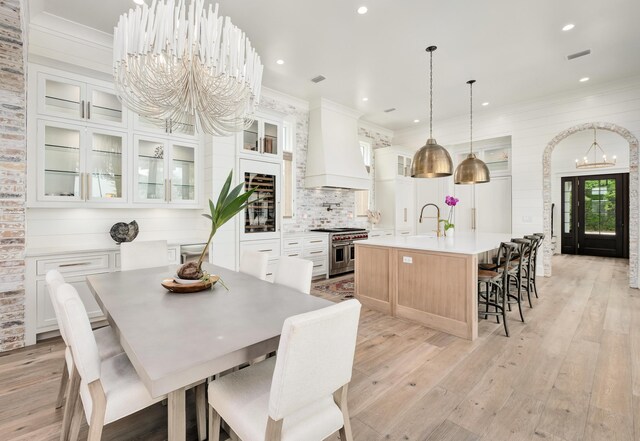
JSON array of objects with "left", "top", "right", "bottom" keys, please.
[
  {"left": 268, "top": 300, "right": 361, "bottom": 420},
  {"left": 511, "top": 238, "right": 533, "bottom": 272},
  {"left": 498, "top": 242, "right": 517, "bottom": 285},
  {"left": 55, "top": 283, "right": 101, "bottom": 384},
  {"left": 274, "top": 256, "right": 313, "bottom": 294},
  {"left": 45, "top": 270, "right": 68, "bottom": 344},
  {"left": 239, "top": 251, "right": 269, "bottom": 281},
  {"left": 120, "top": 240, "right": 168, "bottom": 271}
]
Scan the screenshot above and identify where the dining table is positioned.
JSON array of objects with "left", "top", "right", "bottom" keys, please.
[{"left": 86, "top": 262, "right": 334, "bottom": 441}]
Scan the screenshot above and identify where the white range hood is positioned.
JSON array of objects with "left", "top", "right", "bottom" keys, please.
[{"left": 305, "top": 99, "right": 370, "bottom": 189}]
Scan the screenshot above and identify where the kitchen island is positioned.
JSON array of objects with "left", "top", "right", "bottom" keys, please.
[{"left": 355, "top": 232, "right": 513, "bottom": 340}]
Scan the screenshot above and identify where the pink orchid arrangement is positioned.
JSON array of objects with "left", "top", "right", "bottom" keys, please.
[{"left": 440, "top": 195, "right": 459, "bottom": 233}]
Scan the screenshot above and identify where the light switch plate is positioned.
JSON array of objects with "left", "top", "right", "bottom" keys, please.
[{"left": 403, "top": 256, "right": 413, "bottom": 264}]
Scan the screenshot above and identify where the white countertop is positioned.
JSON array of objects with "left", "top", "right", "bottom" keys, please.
[
  {"left": 25, "top": 238, "right": 208, "bottom": 258},
  {"left": 283, "top": 231, "right": 330, "bottom": 238},
  {"left": 358, "top": 232, "right": 514, "bottom": 255}
]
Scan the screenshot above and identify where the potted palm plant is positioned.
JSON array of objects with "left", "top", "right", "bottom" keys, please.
[{"left": 176, "top": 170, "right": 259, "bottom": 281}]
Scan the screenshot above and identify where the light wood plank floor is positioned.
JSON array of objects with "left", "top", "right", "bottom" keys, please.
[{"left": 0, "top": 255, "right": 636, "bottom": 440}]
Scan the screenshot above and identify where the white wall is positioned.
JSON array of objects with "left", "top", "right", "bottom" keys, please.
[{"left": 394, "top": 76, "right": 640, "bottom": 280}]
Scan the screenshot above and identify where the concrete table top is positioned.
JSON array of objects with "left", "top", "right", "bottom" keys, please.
[{"left": 87, "top": 263, "right": 333, "bottom": 398}]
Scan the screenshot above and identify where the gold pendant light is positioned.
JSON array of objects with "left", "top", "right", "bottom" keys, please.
[
  {"left": 411, "top": 46, "right": 453, "bottom": 178},
  {"left": 454, "top": 80, "right": 490, "bottom": 184}
]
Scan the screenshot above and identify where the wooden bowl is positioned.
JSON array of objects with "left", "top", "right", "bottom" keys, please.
[{"left": 161, "top": 276, "right": 219, "bottom": 293}]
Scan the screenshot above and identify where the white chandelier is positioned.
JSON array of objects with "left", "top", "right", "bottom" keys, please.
[
  {"left": 575, "top": 128, "right": 617, "bottom": 169},
  {"left": 113, "top": 0, "right": 263, "bottom": 136}
]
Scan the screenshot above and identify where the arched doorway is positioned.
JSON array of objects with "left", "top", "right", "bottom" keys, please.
[{"left": 542, "top": 122, "right": 639, "bottom": 288}]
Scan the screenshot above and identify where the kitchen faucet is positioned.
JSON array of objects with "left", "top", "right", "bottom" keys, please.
[{"left": 419, "top": 203, "right": 443, "bottom": 237}]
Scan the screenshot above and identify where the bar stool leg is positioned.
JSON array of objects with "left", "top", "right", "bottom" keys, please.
[{"left": 500, "top": 282, "right": 509, "bottom": 337}]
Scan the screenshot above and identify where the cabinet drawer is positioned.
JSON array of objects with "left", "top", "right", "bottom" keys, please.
[
  {"left": 303, "top": 236, "right": 328, "bottom": 247},
  {"left": 283, "top": 238, "right": 303, "bottom": 250},
  {"left": 283, "top": 248, "right": 303, "bottom": 258},
  {"left": 36, "top": 253, "right": 110, "bottom": 276},
  {"left": 265, "top": 260, "right": 278, "bottom": 283},
  {"left": 309, "top": 256, "right": 327, "bottom": 276},
  {"left": 303, "top": 246, "right": 326, "bottom": 259},
  {"left": 240, "top": 240, "right": 281, "bottom": 260}
]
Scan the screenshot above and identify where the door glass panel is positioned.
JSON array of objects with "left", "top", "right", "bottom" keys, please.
[
  {"left": 243, "top": 120, "right": 259, "bottom": 152},
  {"left": 44, "top": 125, "right": 81, "bottom": 197},
  {"left": 45, "top": 79, "right": 82, "bottom": 118},
  {"left": 484, "top": 147, "right": 510, "bottom": 173},
  {"left": 89, "top": 133, "right": 122, "bottom": 199},
  {"left": 244, "top": 172, "right": 276, "bottom": 234},
  {"left": 584, "top": 178, "right": 616, "bottom": 235},
  {"left": 170, "top": 120, "right": 196, "bottom": 137},
  {"left": 263, "top": 122, "right": 278, "bottom": 155},
  {"left": 171, "top": 144, "right": 195, "bottom": 201},
  {"left": 335, "top": 247, "right": 345, "bottom": 263},
  {"left": 137, "top": 140, "right": 165, "bottom": 200},
  {"left": 89, "top": 89, "right": 123, "bottom": 124},
  {"left": 563, "top": 180, "right": 572, "bottom": 234},
  {"left": 397, "top": 156, "right": 404, "bottom": 176}
]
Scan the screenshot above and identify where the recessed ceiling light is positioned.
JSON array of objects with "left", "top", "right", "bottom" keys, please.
[
  {"left": 579, "top": 77, "right": 590, "bottom": 82},
  {"left": 276, "top": 59, "right": 284, "bottom": 65},
  {"left": 562, "top": 23, "right": 575, "bottom": 31},
  {"left": 133, "top": 0, "right": 145, "bottom": 4},
  {"left": 362, "top": 97, "right": 369, "bottom": 102},
  {"left": 357, "top": 6, "right": 368, "bottom": 14},
  {"left": 482, "top": 102, "right": 489, "bottom": 106},
  {"left": 413, "top": 119, "right": 420, "bottom": 123}
]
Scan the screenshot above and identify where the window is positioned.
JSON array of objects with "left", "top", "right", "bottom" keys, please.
[{"left": 282, "top": 119, "right": 295, "bottom": 219}]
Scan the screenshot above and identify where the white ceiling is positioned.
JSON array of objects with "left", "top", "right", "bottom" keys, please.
[{"left": 28, "top": 0, "right": 640, "bottom": 131}]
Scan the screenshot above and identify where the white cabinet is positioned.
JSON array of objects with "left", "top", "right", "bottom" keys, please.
[
  {"left": 415, "top": 177, "right": 452, "bottom": 235},
  {"left": 133, "top": 135, "right": 199, "bottom": 206},
  {"left": 25, "top": 245, "right": 182, "bottom": 345},
  {"left": 133, "top": 113, "right": 197, "bottom": 140},
  {"left": 37, "top": 71, "right": 126, "bottom": 128},
  {"left": 239, "top": 115, "right": 282, "bottom": 161},
  {"left": 281, "top": 234, "right": 329, "bottom": 279},
  {"left": 368, "top": 229, "right": 394, "bottom": 238},
  {"left": 36, "top": 119, "right": 128, "bottom": 204},
  {"left": 453, "top": 176, "right": 512, "bottom": 234},
  {"left": 374, "top": 147, "right": 417, "bottom": 235},
  {"left": 454, "top": 144, "right": 511, "bottom": 178}
]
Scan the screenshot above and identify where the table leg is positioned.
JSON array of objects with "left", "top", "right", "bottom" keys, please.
[{"left": 168, "top": 388, "right": 186, "bottom": 441}]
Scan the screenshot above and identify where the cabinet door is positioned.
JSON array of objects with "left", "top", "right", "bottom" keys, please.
[
  {"left": 86, "top": 128, "right": 127, "bottom": 202},
  {"left": 86, "top": 85, "right": 126, "bottom": 128},
  {"left": 239, "top": 159, "right": 281, "bottom": 240},
  {"left": 261, "top": 119, "right": 280, "bottom": 157},
  {"left": 169, "top": 142, "right": 197, "bottom": 204},
  {"left": 395, "top": 180, "right": 415, "bottom": 231},
  {"left": 476, "top": 177, "right": 512, "bottom": 233},
  {"left": 38, "top": 120, "right": 86, "bottom": 202},
  {"left": 134, "top": 114, "right": 168, "bottom": 136},
  {"left": 134, "top": 136, "right": 168, "bottom": 203},
  {"left": 36, "top": 274, "right": 105, "bottom": 332},
  {"left": 240, "top": 118, "right": 281, "bottom": 159},
  {"left": 241, "top": 119, "right": 260, "bottom": 153},
  {"left": 453, "top": 184, "right": 474, "bottom": 232},
  {"left": 38, "top": 73, "right": 86, "bottom": 121},
  {"left": 483, "top": 147, "right": 510, "bottom": 176}
]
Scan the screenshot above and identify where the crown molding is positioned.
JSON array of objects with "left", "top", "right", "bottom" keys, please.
[
  {"left": 29, "top": 11, "right": 112, "bottom": 50},
  {"left": 358, "top": 120, "right": 394, "bottom": 138},
  {"left": 260, "top": 86, "right": 310, "bottom": 110}
]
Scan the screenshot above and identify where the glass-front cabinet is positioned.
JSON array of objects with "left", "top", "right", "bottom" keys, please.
[
  {"left": 37, "top": 120, "right": 127, "bottom": 203},
  {"left": 396, "top": 154, "right": 412, "bottom": 177},
  {"left": 133, "top": 136, "right": 198, "bottom": 205},
  {"left": 239, "top": 159, "right": 281, "bottom": 240},
  {"left": 240, "top": 116, "right": 281, "bottom": 160},
  {"left": 133, "top": 114, "right": 197, "bottom": 139},
  {"left": 37, "top": 73, "right": 126, "bottom": 128}
]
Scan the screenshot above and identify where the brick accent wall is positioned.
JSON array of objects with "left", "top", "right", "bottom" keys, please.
[{"left": 0, "top": 0, "right": 26, "bottom": 351}]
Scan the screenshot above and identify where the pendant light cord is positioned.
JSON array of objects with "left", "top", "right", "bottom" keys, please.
[
  {"left": 469, "top": 81, "right": 473, "bottom": 154},
  {"left": 429, "top": 49, "right": 433, "bottom": 139}
]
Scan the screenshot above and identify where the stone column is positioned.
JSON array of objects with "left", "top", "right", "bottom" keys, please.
[{"left": 0, "top": 0, "right": 26, "bottom": 351}]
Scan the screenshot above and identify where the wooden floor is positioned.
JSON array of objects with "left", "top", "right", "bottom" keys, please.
[{"left": 0, "top": 254, "right": 637, "bottom": 440}]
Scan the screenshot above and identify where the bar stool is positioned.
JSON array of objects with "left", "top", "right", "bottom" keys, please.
[
  {"left": 478, "top": 242, "right": 518, "bottom": 337},
  {"left": 509, "top": 238, "right": 534, "bottom": 309},
  {"left": 525, "top": 233, "right": 545, "bottom": 299}
]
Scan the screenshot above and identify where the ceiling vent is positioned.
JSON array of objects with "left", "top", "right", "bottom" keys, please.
[
  {"left": 384, "top": 107, "right": 396, "bottom": 113},
  {"left": 311, "top": 75, "right": 326, "bottom": 83},
  {"left": 567, "top": 49, "right": 591, "bottom": 60}
]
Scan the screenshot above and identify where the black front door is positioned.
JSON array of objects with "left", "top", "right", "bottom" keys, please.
[{"left": 561, "top": 173, "right": 628, "bottom": 257}]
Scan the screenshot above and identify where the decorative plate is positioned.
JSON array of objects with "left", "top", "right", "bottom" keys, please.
[{"left": 110, "top": 220, "right": 139, "bottom": 243}]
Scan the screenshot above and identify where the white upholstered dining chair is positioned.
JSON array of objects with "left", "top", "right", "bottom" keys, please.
[
  {"left": 273, "top": 256, "right": 314, "bottom": 294},
  {"left": 240, "top": 250, "right": 269, "bottom": 281},
  {"left": 45, "top": 270, "right": 123, "bottom": 441},
  {"left": 207, "top": 299, "right": 362, "bottom": 441},
  {"left": 119, "top": 240, "right": 168, "bottom": 271}
]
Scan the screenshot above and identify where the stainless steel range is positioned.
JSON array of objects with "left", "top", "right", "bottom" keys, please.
[{"left": 309, "top": 228, "right": 368, "bottom": 276}]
